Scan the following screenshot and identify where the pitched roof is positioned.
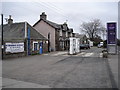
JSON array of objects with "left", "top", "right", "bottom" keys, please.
[
  {"left": 33, "top": 19, "right": 62, "bottom": 29},
  {"left": 3, "top": 22, "right": 25, "bottom": 40},
  {"left": 44, "top": 19, "right": 62, "bottom": 29},
  {"left": 33, "top": 19, "right": 73, "bottom": 32},
  {"left": 3, "top": 22, "right": 47, "bottom": 40},
  {"left": 74, "top": 33, "right": 87, "bottom": 38},
  {"left": 68, "top": 28, "right": 73, "bottom": 32},
  {"left": 27, "top": 23, "right": 47, "bottom": 40}
]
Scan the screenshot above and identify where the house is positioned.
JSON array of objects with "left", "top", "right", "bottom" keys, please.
[
  {"left": 3, "top": 15, "right": 48, "bottom": 59},
  {"left": 33, "top": 12, "right": 74, "bottom": 51},
  {"left": 73, "top": 33, "right": 89, "bottom": 44}
]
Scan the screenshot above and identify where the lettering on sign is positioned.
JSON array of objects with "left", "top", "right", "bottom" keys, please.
[
  {"left": 107, "top": 23, "right": 116, "bottom": 44},
  {"left": 5, "top": 43, "right": 24, "bottom": 53}
]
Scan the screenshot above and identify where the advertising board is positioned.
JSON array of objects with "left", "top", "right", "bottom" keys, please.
[{"left": 5, "top": 42, "right": 24, "bottom": 53}]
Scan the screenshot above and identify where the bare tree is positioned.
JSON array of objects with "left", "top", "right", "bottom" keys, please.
[{"left": 80, "top": 19, "right": 106, "bottom": 41}]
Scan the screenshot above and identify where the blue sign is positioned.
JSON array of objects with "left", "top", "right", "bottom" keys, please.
[
  {"left": 28, "top": 28, "right": 31, "bottom": 55},
  {"left": 107, "top": 22, "right": 117, "bottom": 44}
]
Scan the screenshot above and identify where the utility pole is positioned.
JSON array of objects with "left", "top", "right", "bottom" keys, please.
[{"left": 1, "top": 14, "right": 4, "bottom": 60}]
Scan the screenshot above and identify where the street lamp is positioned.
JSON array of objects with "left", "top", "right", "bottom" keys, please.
[{"left": 1, "top": 14, "right": 4, "bottom": 60}]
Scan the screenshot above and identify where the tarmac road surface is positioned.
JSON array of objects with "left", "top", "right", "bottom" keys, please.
[{"left": 2, "top": 47, "right": 118, "bottom": 88}]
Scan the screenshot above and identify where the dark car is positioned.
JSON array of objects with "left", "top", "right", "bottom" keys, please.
[{"left": 80, "top": 44, "right": 90, "bottom": 49}]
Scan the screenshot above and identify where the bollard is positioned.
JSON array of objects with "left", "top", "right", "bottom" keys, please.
[{"left": 103, "top": 51, "right": 108, "bottom": 58}]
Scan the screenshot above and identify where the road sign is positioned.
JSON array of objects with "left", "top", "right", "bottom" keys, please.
[
  {"left": 107, "top": 22, "right": 117, "bottom": 54},
  {"left": 107, "top": 22, "right": 116, "bottom": 44}
]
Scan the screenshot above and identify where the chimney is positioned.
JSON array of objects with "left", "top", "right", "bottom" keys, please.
[
  {"left": 8, "top": 15, "right": 13, "bottom": 24},
  {"left": 63, "top": 22, "right": 68, "bottom": 30},
  {"left": 63, "top": 22, "right": 67, "bottom": 26},
  {"left": 40, "top": 12, "right": 47, "bottom": 20}
]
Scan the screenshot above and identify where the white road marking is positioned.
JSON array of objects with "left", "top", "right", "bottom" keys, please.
[
  {"left": 51, "top": 52, "right": 68, "bottom": 56},
  {"left": 99, "top": 53, "right": 103, "bottom": 58},
  {"left": 74, "top": 52, "right": 86, "bottom": 56},
  {"left": 43, "top": 51, "right": 102, "bottom": 58},
  {"left": 83, "top": 53, "right": 94, "bottom": 57}
]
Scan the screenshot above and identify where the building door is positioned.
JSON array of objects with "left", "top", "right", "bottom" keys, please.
[{"left": 39, "top": 42, "right": 43, "bottom": 54}]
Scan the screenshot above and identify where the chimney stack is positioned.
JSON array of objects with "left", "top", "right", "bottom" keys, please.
[
  {"left": 40, "top": 12, "right": 47, "bottom": 20},
  {"left": 8, "top": 15, "right": 13, "bottom": 24}
]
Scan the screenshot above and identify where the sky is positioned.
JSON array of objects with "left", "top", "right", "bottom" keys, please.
[
  {"left": 118, "top": 2, "right": 120, "bottom": 39},
  {"left": 0, "top": 0, "right": 119, "bottom": 39}
]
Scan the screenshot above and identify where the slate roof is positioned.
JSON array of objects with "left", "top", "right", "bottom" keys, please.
[
  {"left": 68, "top": 28, "right": 73, "bottom": 32},
  {"left": 33, "top": 19, "right": 62, "bottom": 29},
  {"left": 33, "top": 18, "right": 73, "bottom": 32},
  {"left": 43, "top": 19, "right": 62, "bottom": 29},
  {"left": 3, "top": 22, "right": 47, "bottom": 40}
]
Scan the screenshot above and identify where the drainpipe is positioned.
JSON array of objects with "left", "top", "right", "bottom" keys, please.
[
  {"left": 48, "top": 32, "right": 50, "bottom": 52},
  {"left": 25, "top": 21, "right": 28, "bottom": 56},
  {"left": 25, "top": 21, "right": 27, "bottom": 38},
  {"left": 1, "top": 14, "right": 4, "bottom": 60}
]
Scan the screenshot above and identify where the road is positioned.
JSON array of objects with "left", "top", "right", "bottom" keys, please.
[{"left": 2, "top": 47, "right": 118, "bottom": 88}]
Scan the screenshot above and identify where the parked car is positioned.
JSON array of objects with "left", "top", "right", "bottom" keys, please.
[
  {"left": 98, "top": 44, "right": 102, "bottom": 48},
  {"left": 80, "top": 44, "right": 90, "bottom": 49}
]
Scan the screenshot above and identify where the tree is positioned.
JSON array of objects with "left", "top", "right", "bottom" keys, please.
[{"left": 80, "top": 19, "right": 106, "bottom": 41}]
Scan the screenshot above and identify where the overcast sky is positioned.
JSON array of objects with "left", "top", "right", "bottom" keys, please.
[{"left": 1, "top": 0, "right": 119, "bottom": 38}]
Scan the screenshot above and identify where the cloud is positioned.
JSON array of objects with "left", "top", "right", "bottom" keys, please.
[{"left": 2, "top": 2, "right": 118, "bottom": 36}]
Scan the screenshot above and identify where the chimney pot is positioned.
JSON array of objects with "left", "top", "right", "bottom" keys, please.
[
  {"left": 9, "top": 15, "right": 11, "bottom": 19},
  {"left": 8, "top": 15, "right": 13, "bottom": 24},
  {"left": 40, "top": 12, "right": 47, "bottom": 20}
]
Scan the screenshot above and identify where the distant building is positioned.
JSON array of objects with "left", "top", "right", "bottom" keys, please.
[
  {"left": 3, "top": 15, "right": 48, "bottom": 59},
  {"left": 33, "top": 12, "right": 74, "bottom": 51},
  {"left": 73, "top": 33, "right": 88, "bottom": 44}
]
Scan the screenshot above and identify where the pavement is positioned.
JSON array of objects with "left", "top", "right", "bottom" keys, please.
[
  {"left": 107, "top": 54, "right": 118, "bottom": 88},
  {"left": 106, "top": 46, "right": 119, "bottom": 89},
  {"left": 1, "top": 47, "right": 119, "bottom": 89},
  {"left": 0, "top": 60, "right": 2, "bottom": 90},
  {"left": 2, "top": 77, "right": 50, "bottom": 88}
]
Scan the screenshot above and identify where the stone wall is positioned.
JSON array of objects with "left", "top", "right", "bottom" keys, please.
[{"left": 3, "top": 39, "right": 48, "bottom": 59}]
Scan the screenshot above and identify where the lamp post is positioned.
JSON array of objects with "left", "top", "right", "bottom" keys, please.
[{"left": 1, "top": 14, "right": 4, "bottom": 60}]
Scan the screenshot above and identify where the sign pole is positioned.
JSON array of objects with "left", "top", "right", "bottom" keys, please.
[{"left": 1, "top": 14, "right": 4, "bottom": 60}]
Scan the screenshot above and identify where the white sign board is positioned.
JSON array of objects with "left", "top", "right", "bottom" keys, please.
[{"left": 6, "top": 43, "right": 24, "bottom": 53}]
